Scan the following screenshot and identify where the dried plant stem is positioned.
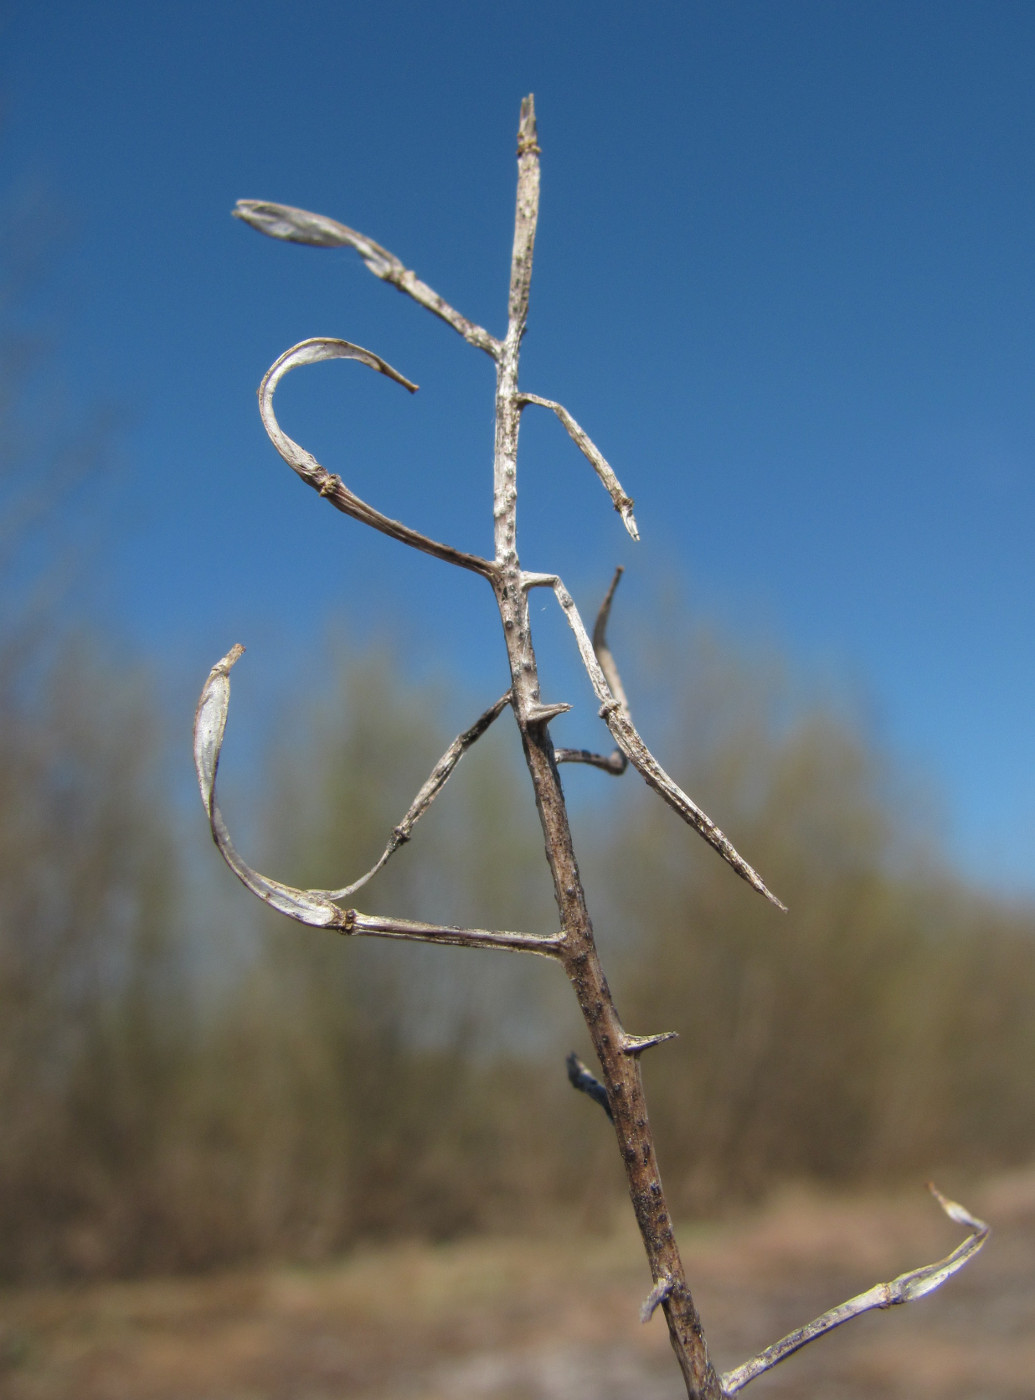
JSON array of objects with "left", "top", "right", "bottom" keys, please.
[
  {"left": 316, "top": 690, "right": 512, "bottom": 900},
  {"left": 488, "top": 96, "right": 723, "bottom": 1400},
  {"left": 258, "top": 339, "right": 494, "bottom": 578},
  {"left": 201, "top": 94, "right": 990, "bottom": 1400},
  {"left": 518, "top": 395, "right": 639, "bottom": 539},
  {"left": 234, "top": 200, "right": 502, "bottom": 358},
  {"left": 721, "top": 1185, "right": 989, "bottom": 1393},
  {"left": 554, "top": 570, "right": 628, "bottom": 774},
  {"left": 535, "top": 571, "right": 785, "bottom": 909},
  {"left": 194, "top": 648, "right": 556, "bottom": 953}
]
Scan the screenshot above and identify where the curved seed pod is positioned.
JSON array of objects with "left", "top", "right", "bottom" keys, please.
[
  {"left": 193, "top": 645, "right": 343, "bottom": 927},
  {"left": 193, "top": 649, "right": 561, "bottom": 956},
  {"left": 258, "top": 337, "right": 495, "bottom": 577},
  {"left": 721, "top": 1185, "right": 990, "bottom": 1394},
  {"left": 234, "top": 200, "right": 500, "bottom": 356},
  {"left": 519, "top": 393, "right": 639, "bottom": 540},
  {"left": 537, "top": 574, "right": 786, "bottom": 910},
  {"left": 554, "top": 568, "right": 629, "bottom": 775}
]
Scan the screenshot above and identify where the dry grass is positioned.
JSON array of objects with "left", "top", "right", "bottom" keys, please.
[{"left": 2, "top": 1169, "right": 1032, "bottom": 1400}]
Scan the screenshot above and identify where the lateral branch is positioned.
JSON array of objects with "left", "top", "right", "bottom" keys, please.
[
  {"left": 235, "top": 199, "right": 501, "bottom": 358},
  {"left": 721, "top": 1185, "right": 990, "bottom": 1395},
  {"left": 193, "top": 646, "right": 559, "bottom": 956}
]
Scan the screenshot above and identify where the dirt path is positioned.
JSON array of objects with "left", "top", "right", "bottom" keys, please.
[{"left": 1, "top": 1171, "right": 1032, "bottom": 1399}]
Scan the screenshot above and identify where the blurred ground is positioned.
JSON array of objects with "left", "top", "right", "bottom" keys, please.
[{"left": 1, "top": 1169, "right": 1032, "bottom": 1400}]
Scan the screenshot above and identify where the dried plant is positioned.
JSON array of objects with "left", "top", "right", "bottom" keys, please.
[{"left": 194, "top": 97, "right": 987, "bottom": 1399}]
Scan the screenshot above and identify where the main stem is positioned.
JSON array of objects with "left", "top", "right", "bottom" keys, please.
[{"left": 490, "top": 96, "right": 723, "bottom": 1400}]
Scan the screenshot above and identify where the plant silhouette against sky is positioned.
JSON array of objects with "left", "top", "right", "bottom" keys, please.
[{"left": 195, "top": 96, "right": 987, "bottom": 1400}]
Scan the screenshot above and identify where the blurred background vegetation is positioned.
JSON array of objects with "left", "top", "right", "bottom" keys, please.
[
  {"left": 3, "top": 604, "right": 1035, "bottom": 1283},
  {"left": 2, "top": 184, "right": 1034, "bottom": 1288}
]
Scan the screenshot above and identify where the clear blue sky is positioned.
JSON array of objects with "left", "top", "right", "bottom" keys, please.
[{"left": 4, "top": 0, "right": 1034, "bottom": 896}]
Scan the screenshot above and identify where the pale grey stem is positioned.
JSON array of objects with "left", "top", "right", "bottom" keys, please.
[
  {"left": 317, "top": 690, "right": 512, "bottom": 899},
  {"left": 518, "top": 394, "right": 639, "bottom": 539},
  {"left": 555, "top": 566, "right": 629, "bottom": 775},
  {"left": 258, "top": 338, "right": 496, "bottom": 579},
  {"left": 721, "top": 1185, "right": 990, "bottom": 1395},
  {"left": 344, "top": 911, "right": 564, "bottom": 957},
  {"left": 193, "top": 646, "right": 558, "bottom": 955},
  {"left": 526, "top": 572, "right": 785, "bottom": 909},
  {"left": 234, "top": 199, "right": 502, "bottom": 359},
  {"left": 490, "top": 98, "right": 540, "bottom": 577}
]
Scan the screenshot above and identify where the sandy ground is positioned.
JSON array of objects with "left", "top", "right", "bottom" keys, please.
[{"left": 1, "top": 1170, "right": 1032, "bottom": 1400}]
